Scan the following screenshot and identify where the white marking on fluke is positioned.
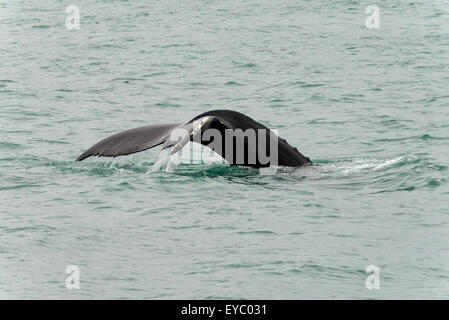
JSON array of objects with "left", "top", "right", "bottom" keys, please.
[{"left": 170, "top": 116, "right": 212, "bottom": 155}]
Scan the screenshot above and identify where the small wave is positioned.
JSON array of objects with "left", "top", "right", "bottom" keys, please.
[
  {"left": 237, "top": 62, "right": 257, "bottom": 68},
  {"left": 320, "top": 156, "right": 408, "bottom": 174},
  {"left": 318, "top": 154, "right": 447, "bottom": 175},
  {"left": 299, "top": 83, "right": 325, "bottom": 88},
  {"left": 314, "top": 154, "right": 447, "bottom": 192},
  {"left": 225, "top": 81, "right": 244, "bottom": 86},
  {"left": 142, "top": 72, "right": 166, "bottom": 78},
  {"left": 419, "top": 134, "right": 447, "bottom": 140},
  {"left": 237, "top": 230, "right": 276, "bottom": 235},
  {"left": 374, "top": 134, "right": 448, "bottom": 142},
  {"left": 0, "top": 142, "right": 25, "bottom": 150},
  {"left": 65, "top": 147, "right": 447, "bottom": 193},
  {"left": 111, "top": 77, "right": 144, "bottom": 83}
]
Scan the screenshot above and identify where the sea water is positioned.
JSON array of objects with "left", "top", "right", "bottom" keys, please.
[{"left": 0, "top": 0, "right": 448, "bottom": 299}]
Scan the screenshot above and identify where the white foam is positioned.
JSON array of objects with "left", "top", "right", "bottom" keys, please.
[
  {"left": 373, "top": 156, "right": 404, "bottom": 170},
  {"left": 325, "top": 156, "right": 406, "bottom": 174}
]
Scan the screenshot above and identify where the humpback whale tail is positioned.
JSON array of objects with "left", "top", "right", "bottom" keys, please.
[{"left": 76, "top": 110, "right": 312, "bottom": 168}]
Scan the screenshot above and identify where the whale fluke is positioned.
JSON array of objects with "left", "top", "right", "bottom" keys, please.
[{"left": 76, "top": 110, "right": 312, "bottom": 167}]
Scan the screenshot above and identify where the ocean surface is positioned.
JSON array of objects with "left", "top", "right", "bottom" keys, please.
[{"left": 1, "top": 0, "right": 448, "bottom": 299}]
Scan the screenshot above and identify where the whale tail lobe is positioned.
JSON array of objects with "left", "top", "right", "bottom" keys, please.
[{"left": 76, "top": 123, "right": 181, "bottom": 161}]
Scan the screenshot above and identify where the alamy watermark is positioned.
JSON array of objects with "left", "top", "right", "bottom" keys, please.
[
  {"left": 365, "top": 265, "right": 380, "bottom": 290},
  {"left": 65, "top": 265, "right": 80, "bottom": 290},
  {"left": 365, "top": 5, "right": 380, "bottom": 30},
  {"left": 167, "top": 117, "right": 280, "bottom": 174},
  {"left": 65, "top": 5, "right": 80, "bottom": 30}
]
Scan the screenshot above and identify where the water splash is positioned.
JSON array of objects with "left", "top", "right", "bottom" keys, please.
[
  {"left": 323, "top": 156, "right": 408, "bottom": 174},
  {"left": 148, "top": 148, "right": 172, "bottom": 173}
]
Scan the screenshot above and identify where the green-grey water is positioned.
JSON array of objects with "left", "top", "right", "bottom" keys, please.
[{"left": 1, "top": 0, "right": 448, "bottom": 299}]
